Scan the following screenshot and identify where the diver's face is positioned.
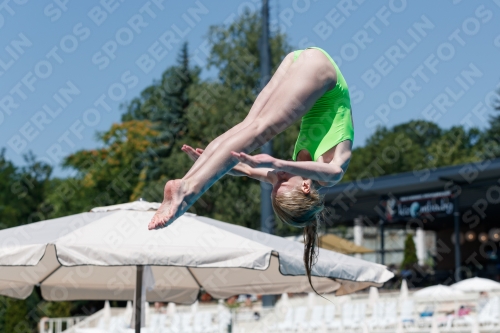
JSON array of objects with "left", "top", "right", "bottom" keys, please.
[{"left": 271, "top": 171, "right": 312, "bottom": 196}]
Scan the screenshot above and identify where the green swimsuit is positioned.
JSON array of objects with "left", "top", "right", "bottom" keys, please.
[{"left": 292, "top": 47, "right": 354, "bottom": 161}]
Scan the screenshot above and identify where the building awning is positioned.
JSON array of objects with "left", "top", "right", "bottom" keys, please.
[
  {"left": 319, "top": 234, "right": 374, "bottom": 255},
  {"left": 285, "top": 234, "right": 374, "bottom": 255}
]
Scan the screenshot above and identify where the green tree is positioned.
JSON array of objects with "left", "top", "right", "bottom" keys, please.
[
  {"left": 401, "top": 234, "right": 418, "bottom": 268},
  {"left": 481, "top": 86, "right": 500, "bottom": 158},
  {"left": 0, "top": 149, "right": 52, "bottom": 229},
  {"left": 4, "top": 298, "right": 30, "bottom": 333},
  {"left": 0, "top": 150, "right": 18, "bottom": 229},
  {"left": 205, "top": 10, "right": 294, "bottom": 162},
  {"left": 124, "top": 43, "right": 201, "bottom": 184},
  {"left": 59, "top": 120, "right": 158, "bottom": 211},
  {"left": 344, "top": 120, "right": 485, "bottom": 182},
  {"left": 0, "top": 291, "right": 42, "bottom": 333},
  {"left": 45, "top": 302, "right": 72, "bottom": 318}
]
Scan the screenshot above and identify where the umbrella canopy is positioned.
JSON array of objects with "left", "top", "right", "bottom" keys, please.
[
  {"left": 413, "top": 284, "right": 464, "bottom": 299},
  {"left": 287, "top": 233, "right": 374, "bottom": 254},
  {"left": 451, "top": 277, "right": 500, "bottom": 292},
  {"left": 0, "top": 201, "right": 393, "bottom": 304}
]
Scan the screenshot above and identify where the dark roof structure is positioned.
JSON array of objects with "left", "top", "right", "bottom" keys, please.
[{"left": 322, "top": 158, "right": 500, "bottom": 226}]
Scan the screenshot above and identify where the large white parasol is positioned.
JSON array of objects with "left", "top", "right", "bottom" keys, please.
[
  {"left": 413, "top": 284, "right": 464, "bottom": 299},
  {"left": 0, "top": 201, "right": 393, "bottom": 330},
  {"left": 451, "top": 277, "right": 500, "bottom": 292}
]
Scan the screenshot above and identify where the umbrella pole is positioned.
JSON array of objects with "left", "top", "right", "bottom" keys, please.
[{"left": 134, "top": 265, "right": 144, "bottom": 333}]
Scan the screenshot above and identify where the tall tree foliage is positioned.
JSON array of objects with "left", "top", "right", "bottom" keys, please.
[
  {"left": 0, "top": 285, "right": 43, "bottom": 332},
  {"left": 124, "top": 43, "right": 200, "bottom": 184},
  {"left": 343, "top": 120, "right": 486, "bottom": 182},
  {"left": 205, "top": 11, "right": 294, "bottom": 161},
  {"left": 401, "top": 234, "right": 418, "bottom": 268},
  {"left": 57, "top": 120, "right": 158, "bottom": 214},
  {"left": 483, "top": 87, "right": 500, "bottom": 158},
  {"left": 0, "top": 150, "right": 52, "bottom": 230}
]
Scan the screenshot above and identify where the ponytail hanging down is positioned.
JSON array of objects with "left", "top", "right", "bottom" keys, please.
[
  {"left": 303, "top": 221, "right": 319, "bottom": 294},
  {"left": 271, "top": 183, "right": 324, "bottom": 295}
]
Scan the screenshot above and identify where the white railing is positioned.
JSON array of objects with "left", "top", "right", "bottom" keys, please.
[
  {"left": 59, "top": 308, "right": 125, "bottom": 333},
  {"left": 39, "top": 316, "right": 86, "bottom": 333}
]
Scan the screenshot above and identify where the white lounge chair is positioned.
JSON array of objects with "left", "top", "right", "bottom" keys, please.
[
  {"left": 381, "top": 301, "right": 398, "bottom": 328},
  {"left": 305, "top": 305, "right": 324, "bottom": 331},
  {"left": 452, "top": 296, "right": 500, "bottom": 329},
  {"left": 324, "top": 304, "right": 341, "bottom": 330},
  {"left": 165, "top": 313, "right": 181, "bottom": 333},
  {"left": 400, "top": 299, "right": 415, "bottom": 328},
  {"left": 268, "top": 307, "right": 293, "bottom": 332},
  {"left": 194, "top": 311, "right": 216, "bottom": 333},
  {"left": 342, "top": 302, "right": 365, "bottom": 329},
  {"left": 180, "top": 313, "right": 193, "bottom": 333},
  {"left": 368, "top": 301, "right": 385, "bottom": 329},
  {"left": 292, "top": 306, "right": 308, "bottom": 332},
  {"left": 149, "top": 314, "right": 161, "bottom": 333},
  {"left": 217, "top": 309, "right": 231, "bottom": 333},
  {"left": 273, "top": 306, "right": 308, "bottom": 332},
  {"left": 480, "top": 296, "right": 500, "bottom": 326}
]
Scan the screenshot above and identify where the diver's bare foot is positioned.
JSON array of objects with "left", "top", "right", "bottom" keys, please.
[{"left": 148, "top": 179, "right": 192, "bottom": 230}]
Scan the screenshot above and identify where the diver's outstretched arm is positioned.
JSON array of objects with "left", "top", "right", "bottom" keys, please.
[
  {"left": 182, "top": 145, "right": 276, "bottom": 183},
  {"left": 231, "top": 151, "right": 350, "bottom": 187}
]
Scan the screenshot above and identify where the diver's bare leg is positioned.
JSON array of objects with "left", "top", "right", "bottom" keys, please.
[{"left": 181, "top": 52, "right": 295, "bottom": 180}]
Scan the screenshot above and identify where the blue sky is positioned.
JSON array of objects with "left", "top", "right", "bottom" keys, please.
[{"left": 1, "top": 0, "right": 499, "bottom": 177}]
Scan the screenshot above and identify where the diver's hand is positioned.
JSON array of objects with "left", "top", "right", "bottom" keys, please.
[
  {"left": 182, "top": 146, "right": 250, "bottom": 177},
  {"left": 230, "top": 152, "right": 279, "bottom": 169},
  {"left": 181, "top": 145, "right": 204, "bottom": 161}
]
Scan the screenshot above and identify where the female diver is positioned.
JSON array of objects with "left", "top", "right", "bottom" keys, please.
[{"left": 148, "top": 47, "right": 354, "bottom": 286}]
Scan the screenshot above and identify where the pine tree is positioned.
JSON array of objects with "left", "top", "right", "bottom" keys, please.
[
  {"left": 401, "top": 234, "right": 418, "bottom": 268},
  {"left": 124, "top": 43, "right": 199, "bottom": 183},
  {"left": 484, "top": 86, "right": 500, "bottom": 158},
  {"left": 149, "top": 43, "right": 193, "bottom": 158}
]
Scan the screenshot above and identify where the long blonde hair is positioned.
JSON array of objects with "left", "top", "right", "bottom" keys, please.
[{"left": 271, "top": 183, "right": 324, "bottom": 294}]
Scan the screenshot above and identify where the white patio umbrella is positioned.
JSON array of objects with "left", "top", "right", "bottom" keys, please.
[
  {"left": 399, "top": 279, "right": 409, "bottom": 300},
  {"left": 279, "top": 292, "right": 290, "bottom": 308},
  {"left": 190, "top": 300, "right": 199, "bottom": 314},
  {"left": 368, "top": 286, "right": 379, "bottom": 308},
  {"left": 166, "top": 301, "right": 176, "bottom": 316},
  {"left": 103, "top": 300, "right": 111, "bottom": 326},
  {"left": 451, "top": 277, "right": 500, "bottom": 292},
  {"left": 307, "top": 292, "right": 315, "bottom": 308},
  {"left": 413, "top": 285, "right": 464, "bottom": 299},
  {"left": 124, "top": 301, "right": 133, "bottom": 324},
  {"left": 0, "top": 201, "right": 393, "bottom": 331}
]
